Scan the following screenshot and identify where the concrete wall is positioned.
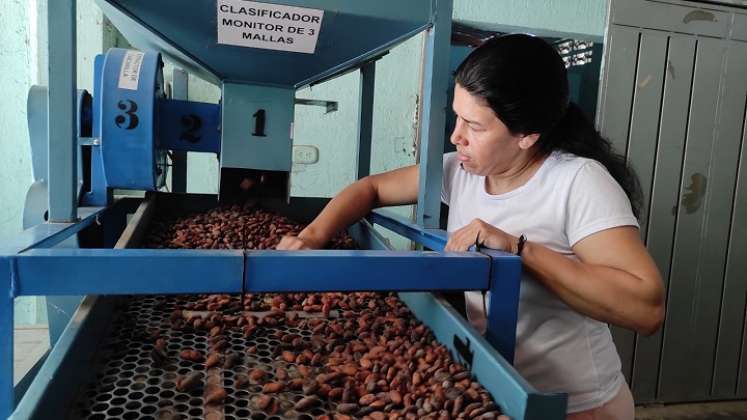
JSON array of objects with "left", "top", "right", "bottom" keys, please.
[{"left": 0, "top": 0, "right": 34, "bottom": 240}]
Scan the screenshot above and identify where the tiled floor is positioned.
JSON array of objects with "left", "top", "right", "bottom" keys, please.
[
  {"left": 636, "top": 401, "right": 747, "bottom": 420},
  {"left": 13, "top": 326, "right": 49, "bottom": 385}
]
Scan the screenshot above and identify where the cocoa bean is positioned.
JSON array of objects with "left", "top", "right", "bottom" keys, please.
[
  {"left": 223, "top": 352, "right": 240, "bottom": 369},
  {"left": 176, "top": 372, "right": 202, "bottom": 392},
  {"left": 262, "top": 382, "right": 284, "bottom": 393},
  {"left": 204, "top": 385, "right": 227, "bottom": 405},
  {"left": 205, "top": 352, "right": 221, "bottom": 369},
  {"left": 179, "top": 349, "right": 203, "bottom": 363},
  {"left": 249, "top": 368, "right": 266, "bottom": 381},
  {"left": 337, "top": 403, "right": 358, "bottom": 414},
  {"left": 281, "top": 350, "right": 296, "bottom": 363},
  {"left": 294, "top": 396, "right": 319, "bottom": 412},
  {"left": 359, "top": 394, "right": 376, "bottom": 406},
  {"left": 256, "top": 394, "right": 273, "bottom": 410},
  {"left": 235, "top": 374, "right": 249, "bottom": 389}
]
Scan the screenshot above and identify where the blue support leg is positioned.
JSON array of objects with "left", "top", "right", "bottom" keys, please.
[
  {"left": 47, "top": 0, "right": 78, "bottom": 222},
  {"left": 416, "top": 0, "right": 452, "bottom": 228},
  {"left": 484, "top": 250, "right": 522, "bottom": 364},
  {"left": 1, "top": 257, "right": 16, "bottom": 418}
]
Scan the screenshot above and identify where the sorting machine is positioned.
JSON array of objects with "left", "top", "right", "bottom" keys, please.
[{"left": 1, "top": 1, "right": 568, "bottom": 418}]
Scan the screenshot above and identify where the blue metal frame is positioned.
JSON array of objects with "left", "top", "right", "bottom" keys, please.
[
  {"left": 3, "top": 0, "right": 570, "bottom": 417},
  {"left": 370, "top": 209, "right": 521, "bottom": 362},
  {"left": 0, "top": 208, "right": 566, "bottom": 419},
  {"left": 401, "top": 292, "right": 567, "bottom": 419},
  {"left": 245, "top": 250, "right": 491, "bottom": 292},
  {"left": 11, "top": 296, "right": 116, "bottom": 420},
  {"left": 1, "top": 259, "right": 13, "bottom": 418}
]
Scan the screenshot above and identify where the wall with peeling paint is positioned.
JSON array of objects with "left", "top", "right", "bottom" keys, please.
[
  {"left": 0, "top": 0, "right": 34, "bottom": 241},
  {"left": 2, "top": 0, "right": 110, "bottom": 325}
]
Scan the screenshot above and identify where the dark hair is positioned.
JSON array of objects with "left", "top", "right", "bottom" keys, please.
[{"left": 454, "top": 34, "right": 642, "bottom": 217}]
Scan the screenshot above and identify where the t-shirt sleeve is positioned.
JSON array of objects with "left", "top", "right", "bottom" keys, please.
[
  {"left": 565, "top": 161, "right": 639, "bottom": 247},
  {"left": 441, "top": 152, "right": 458, "bottom": 205}
]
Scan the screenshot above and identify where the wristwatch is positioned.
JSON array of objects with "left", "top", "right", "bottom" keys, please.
[{"left": 516, "top": 235, "right": 527, "bottom": 256}]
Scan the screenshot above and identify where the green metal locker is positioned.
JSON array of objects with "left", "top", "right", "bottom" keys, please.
[{"left": 597, "top": 0, "right": 747, "bottom": 405}]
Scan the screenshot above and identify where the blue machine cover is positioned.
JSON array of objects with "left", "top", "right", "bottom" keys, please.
[
  {"left": 100, "top": 48, "right": 167, "bottom": 190},
  {"left": 95, "top": 0, "right": 436, "bottom": 87}
]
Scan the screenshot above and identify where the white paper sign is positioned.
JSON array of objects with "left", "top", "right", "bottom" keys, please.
[
  {"left": 217, "top": 0, "right": 323, "bottom": 54},
  {"left": 118, "top": 50, "right": 144, "bottom": 90}
]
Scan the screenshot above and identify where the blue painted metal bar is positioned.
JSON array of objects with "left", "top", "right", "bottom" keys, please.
[
  {"left": 0, "top": 258, "right": 16, "bottom": 418},
  {"left": 400, "top": 292, "right": 567, "bottom": 419},
  {"left": 47, "top": 0, "right": 78, "bottom": 222},
  {"left": 15, "top": 249, "right": 244, "bottom": 296},
  {"left": 170, "top": 68, "right": 189, "bottom": 193},
  {"left": 13, "top": 351, "right": 48, "bottom": 407},
  {"left": 11, "top": 297, "right": 116, "bottom": 420},
  {"left": 297, "top": 25, "right": 431, "bottom": 89},
  {"left": 246, "top": 250, "right": 489, "bottom": 292},
  {"left": 0, "top": 207, "right": 104, "bottom": 255},
  {"left": 356, "top": 61, "right": 376, "bottom": 179},
  {"left": 370, "top": 209, "right": 449, "bottom": 251},
  {"left": 347, "top": 220, "right": 392, "bottom": 251},
  {"left": 483, "top": 249, "right": 522, "bottom": 364},
  {"left": 415, "top": 0, "right": 452, "bottom": 228}
]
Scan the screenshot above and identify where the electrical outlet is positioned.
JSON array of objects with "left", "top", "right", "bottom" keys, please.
[{"left": 292, "top": 145, "right": 319, "bottom": 164}]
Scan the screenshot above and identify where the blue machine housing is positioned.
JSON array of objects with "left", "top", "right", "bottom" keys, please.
[{"left": 99, "top": 48, "right": 167, "bottom": 190}]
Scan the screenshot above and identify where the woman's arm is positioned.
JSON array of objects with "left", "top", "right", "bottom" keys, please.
[
  {"left": 523, "top": 226, "right": 664, "bottom": 335},
  {"left": 446, "top": 222, "right": 665, "bottom": 335},
  {"left": 277, "top": 165, "right": 420, "bottom": 249}
]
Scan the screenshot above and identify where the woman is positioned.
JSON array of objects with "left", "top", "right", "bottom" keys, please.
[{"left": 278, "top": 34, "right": 664, "bottom": 419}]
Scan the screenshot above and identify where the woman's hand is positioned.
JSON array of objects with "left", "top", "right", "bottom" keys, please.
[
  {"left": 276, "top": 226, "right": 327, "bottom": 250},
  {"left": 444, "top": 218, "right": 519, "bottom": 253},
  {"left": 275, "top": 235, "right": 312, "bottom": 250}
]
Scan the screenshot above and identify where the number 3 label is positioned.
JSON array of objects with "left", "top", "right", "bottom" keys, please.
[{"left": 115, "top": 99, "right": 139, "bottom": 130}]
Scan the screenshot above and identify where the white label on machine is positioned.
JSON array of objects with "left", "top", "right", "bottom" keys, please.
[
  {"left": 118, "top": 50, "right": 145, "bottom": 90},
  {"left": 216, "top": 0, "right": 323, "bottom": 54}
]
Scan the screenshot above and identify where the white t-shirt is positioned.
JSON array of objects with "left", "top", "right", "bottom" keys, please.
[{"left": 441, "top": 150, "right": 639, "bottom": 413}]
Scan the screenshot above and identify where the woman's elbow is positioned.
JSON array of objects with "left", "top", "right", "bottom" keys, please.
[{"left": 637, "top": 301, "right": 665, "bottom": 336}]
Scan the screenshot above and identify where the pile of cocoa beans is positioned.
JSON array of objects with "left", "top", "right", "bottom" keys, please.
[
  {"left": 144, "top": 205, "right": 505, "bottom": 419},
  {"left": 164, "top": 293, "right": 504, "bottom": 419},
  {"left": 144, "top": 203, "right": 355, "bottom": 250}
]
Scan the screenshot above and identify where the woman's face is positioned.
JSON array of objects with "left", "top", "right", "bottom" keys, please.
[{"left": 450, "top": 83, "right": 526, "bottom": 177}]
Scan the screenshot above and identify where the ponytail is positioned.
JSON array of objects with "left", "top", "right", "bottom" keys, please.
[{"left": 540, "top": 103, "right": 642, "bottom": 218}]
